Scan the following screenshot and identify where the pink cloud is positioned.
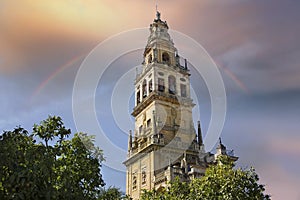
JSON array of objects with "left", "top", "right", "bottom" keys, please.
[
  {"left": 267, "top": 136, "right": 300, "bottom": 157},
  {"left": 258, "top": 163, "right": 300, "bottom": 200}
]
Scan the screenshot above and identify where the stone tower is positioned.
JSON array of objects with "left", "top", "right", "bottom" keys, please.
[{"left": 123, "top": 11, "right": 236, "bottom": 200}]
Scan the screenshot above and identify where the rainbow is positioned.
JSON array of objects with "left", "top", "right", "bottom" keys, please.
[
  {"left": 30, "top": 53, "right": 249, "bottom": 103},
  {"left": 30, "top": 52, "right": 87, "bottom": 101},
  {"left": 214, "top": 60, "right": 250, "bottom": 94}
]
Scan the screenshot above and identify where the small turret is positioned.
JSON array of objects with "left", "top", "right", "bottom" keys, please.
[
  {"left": 215, "top": 137, "right": 239, "bottom": 162},
  {"left": 216, "top": 137, "right": 226, "bottom": 156}
]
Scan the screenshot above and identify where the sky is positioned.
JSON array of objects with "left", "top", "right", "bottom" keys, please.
[{"left": 1, "top": 0, "right": 300, "bottom": 199}]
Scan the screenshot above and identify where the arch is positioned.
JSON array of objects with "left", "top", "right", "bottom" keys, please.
[
  {"left": 162, "top": 52, "right": 170, "bottom": 64},
  {"left": 142, "top": 79, "right": 147, "bottom": 97},
  {"left": 136, "top": 90, "right": 140, "bottom": 105},
  {"left": 148, "top": 54, "right": 152, "bottom": 64},
  {"left": 148, "top": 79, "right": 153, "bottom": 93},
  {"left": 168, "top": 75, "right": 176, "bottom": 94},
  {"left": 158, "top": 78, "right": 165, "bottom": 92}
]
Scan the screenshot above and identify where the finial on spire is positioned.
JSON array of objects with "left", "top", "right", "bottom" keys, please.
[
  {"left": 197, "top": 120, "right": 203, "bottom": 145},
  {"left": 155, "top": 1, "right": 161, "bottom": 20}
]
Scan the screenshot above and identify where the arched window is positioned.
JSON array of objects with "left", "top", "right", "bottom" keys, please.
[
  {"left": 162, "top": 52, "right": 170, "bottom": 64},
  {"left": 148, "top": 54, "right": 152, "bottom": 64},
  {"left": 158, "top": 78, "right": 165, "bottom": 92},
  {"left": 148, "top": 79, "right": 153, "bottom": 93},
  {"left": 142, "top": 79, "right": 147, "bottom": 98},
  {"left": 168, "top": 75, "right": 176, "bottom": 94},
  {"left": 136, "top": 90, "right": 140, "bottom": 104}
]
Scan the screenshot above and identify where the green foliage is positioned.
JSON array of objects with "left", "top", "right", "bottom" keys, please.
[
  {"left": 140, "top": 156, "right": 270, "bottom": 200},
  {"left": 190, "top": 156, "right": 271, "bottom": 200},
  {"left": 140, "top": 188, "right": 164, "bottom": 200},
  {"left": 0, "top": 116, "right": 105, "bottom": 200},
  {"left": 98, "top": 187, "right": 122, "bottom": 200},
  {"left": 98, "top": 186, "right": 131, "bottom": 200},
  {"left": 140, "top": 177, "right": 189, "bottom": 200},
  {"left": 0, "top": 127, "right": 36, "bottom": 199}
]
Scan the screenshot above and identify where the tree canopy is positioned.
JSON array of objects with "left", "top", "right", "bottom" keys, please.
[
  {"left": 0, "top": 116, "right": 105, "bottom": 200},
  {"left": 98, "top": 187, "right": 131, "bottom": 200},
  {"left": 141, "top": 156, "right": 270, "bottom": 200}
]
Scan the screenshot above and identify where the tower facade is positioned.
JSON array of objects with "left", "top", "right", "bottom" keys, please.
[{"left": 123, "top": 12, "right": 236, "bottom": 200}]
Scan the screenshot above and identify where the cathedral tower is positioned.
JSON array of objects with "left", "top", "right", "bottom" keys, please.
[{"left": 123, "top": 11, "right": 236, "bottom": 200}]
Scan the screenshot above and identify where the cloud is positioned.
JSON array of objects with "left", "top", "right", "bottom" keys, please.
[
  {"left": 259, "top": 162, "right": 300, "bottom": 200},
  {"left": 169, "top": 1, "right": 300, "bottom": 94},
  {"left": 1, "top": 0, "right": 300, "bottom": 196},
  {"left": 0, "top": 0, "right": 127, "bottom": 74},
  {"left": 266, "top": 135, "right": 300, "bottom": 162}
]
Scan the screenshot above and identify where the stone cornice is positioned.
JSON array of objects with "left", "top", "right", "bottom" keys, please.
[{"left": 132, "top": 91, "right": 194, "bottom": 117}]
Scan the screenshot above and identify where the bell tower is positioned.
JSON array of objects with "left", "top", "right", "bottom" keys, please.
[
  {"left": 131, "top": 11, "right": 195, "bottom": 146},
  {"left": 123, "top": 11, "right": 217, "bottom": 200}
]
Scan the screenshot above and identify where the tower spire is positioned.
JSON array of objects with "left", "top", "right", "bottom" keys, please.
[{"left": 197, "top": 121, "right": 203, "bottom": 145}]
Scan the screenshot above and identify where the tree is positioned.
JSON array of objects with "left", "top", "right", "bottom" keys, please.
[
  {"left": 140, "top": 177, "right": 189, "bottom": 200},
  {"left": 189, "top": 156, "right": 270, "bottom": 200},
  {"left": 0, "top": 127, "right": 37, "bottom": 199},
  {"left": 0, "top": 116, "right": 105, "bottom": 200},
  {"left": 98, "top": 186, "right": 133, "bottom": 200},
  {"left": 140, "top": 188, "right": 163, "bottom": 200},
  {"left": 140, "top": 156, "right": 270, "bottom": 200}
]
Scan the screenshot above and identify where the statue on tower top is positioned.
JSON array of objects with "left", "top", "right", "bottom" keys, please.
[{"left": 156, "top": 11, "right": 161, "bottom": 20}]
